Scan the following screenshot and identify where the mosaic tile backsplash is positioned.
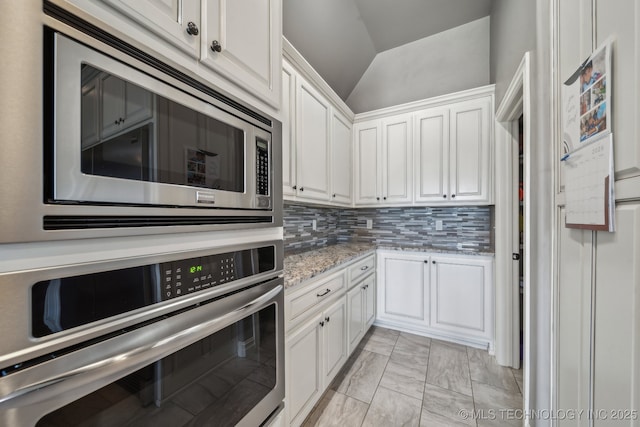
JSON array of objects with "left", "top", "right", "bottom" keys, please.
[{"left": 283, "top": 202, "right": 493, "bottom": 254}]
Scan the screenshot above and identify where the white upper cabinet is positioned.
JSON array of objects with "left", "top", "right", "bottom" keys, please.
[
  {"left": 282, "top": 61, "right": 297, "bottom": 197},
  {"left": 330, "top": 111, "right": 353, "bottom": 205},
  {"left": 61, "top": 0, "right": 281, "bottom": 108},
  {"left": 355, "top": 87, "right": 494, "bottom": 207},
  {"left": 100, "top": 0, "right": 201, "bottom": 58},
  {"left": 448, "top": 98, "right": 492, "bottom": 203},
  {"left": 99, "top": 74, "right": 153, "bottom": 140},
  {"left": 381, "top": 114, "right": 413, "bottom": 204},
  {"left": 354, "top": 120, "right": 381, "bottom": 205},
  {"left": 354, "top": 114, "right": 412, "bottom": 206},
  {"left": 202, "top": 0, "right": 282, "bottom": 107},
  {"left": 296, "top": 77, "right": 331, "bottom": 201},
  {"left": 414, "top": 108, "right": 449, "bottom": 203}
]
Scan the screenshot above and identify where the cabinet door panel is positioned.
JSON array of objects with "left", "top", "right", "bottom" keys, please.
[
  {"left": 203, "top": 0, "right": 281, "bottom": 106},
  {"left": 382, "top": 115, "right": 412, "bottom": 204},
  {"left": 296, "top": 80, "right": 330, "bottom": 201},
  {"left": 449, "top": 99, "right": 491, "bottom": 202},
  {"left": 363, "top": 275, "right": 376, "bottom": 329},
  {"left": 354, "top": 122, "right": 380, "bottom": 205},
  {"left": 323, "top": 299, "right": 347, "bottom": 383},
  {"left": 102, "top": 0, "right": 200, "bottom": 57},
  {"left": 282, "top": 63, "right": 297, "bottom": 196},
  {"left": 378, "top": 254, "right": 429, "bottom": 328},
  {"left": 414, "top": 109, "right": 449, "bottom": 202},
  {"left": 331, "top": 112, "right": 352, "bottom": 204},
  {"left": 124, "top": 82, "right": 153, "bottom": 127},
  {"left": 347, "top": 285, "right": 365, "bottom": 354},
  {"left": 100, "top": 74, "right": 125, "bottom": 139},
  {"left": 592, "top": 204, "right": 640, "bottom": 426},
  {"left": 287, "top": 315, "right": 323, "bottom": 426}
]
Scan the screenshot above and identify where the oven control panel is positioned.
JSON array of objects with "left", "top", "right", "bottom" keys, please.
[{"left": 161, "top": 254, "right": 237, "bottom": 301}]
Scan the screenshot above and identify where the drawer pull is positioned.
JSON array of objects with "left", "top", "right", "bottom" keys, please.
[
  {"left": 360, "top": 265, "right": 369, "bottom": 271},
  {"left": 316, "top": 289, "right": 331, "bottom": 297},
  {"left": 319, "top": 321, "right": 325, "bottom": 327},
  {"left": 325, "top": 316, "right": 330, "bottom": 323}
]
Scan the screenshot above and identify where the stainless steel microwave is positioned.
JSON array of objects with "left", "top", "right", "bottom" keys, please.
[{"left": 0, "top": 16, "right": 282, "bottom": 243}]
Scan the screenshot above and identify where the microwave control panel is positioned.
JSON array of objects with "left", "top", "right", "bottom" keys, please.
[{"left": 256, "top": 139, "right": 269, "bottom": 196}]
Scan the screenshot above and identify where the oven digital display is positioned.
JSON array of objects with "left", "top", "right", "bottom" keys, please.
[{"left": 31, "top": 246, "right": 275, "bottom": 337}]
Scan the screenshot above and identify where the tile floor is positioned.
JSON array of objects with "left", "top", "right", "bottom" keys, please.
[{"left": 302, "top": 326, "right": 523, "bottom": 427}]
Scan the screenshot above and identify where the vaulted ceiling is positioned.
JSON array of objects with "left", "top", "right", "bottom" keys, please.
[{"left": 283, "top": 0, "right": 493, "bottom": 103}]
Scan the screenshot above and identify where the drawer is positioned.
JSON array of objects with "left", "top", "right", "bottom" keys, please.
[
  {"left": 287, "top": 272, "right": 346, "bottom": 323},
  {"left": 349, "top": 254, "right": 375, "bottom": 283}
]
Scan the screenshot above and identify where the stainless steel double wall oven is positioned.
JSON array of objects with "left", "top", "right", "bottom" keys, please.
[{"left": 0, "top": 2, "right": 284, "bottom": 426}]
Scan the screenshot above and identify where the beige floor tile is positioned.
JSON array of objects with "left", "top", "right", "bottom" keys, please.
[
  {"left": 422, "top": 383, "right": 475, "bottom": 426},
  {"left": 332, "top": 349, "right": 389, "bottom": 403},
  {"left": 467, "top": 347, "right": 520, "bottom": 393},
  {"left": 420, "top": 409, "right": 475, "bottom": 427},
  {"left": 426, "top": 341, "right": 472, "bottom": 396},
  {"left": 362, "top": 386, "right": 421, "bottom": 427},
  {"left": 301, "top": 389, "right": 369, "bottom": 427},
  {"left": 379, "top": 359, "right": 426, "bottom": 400}
]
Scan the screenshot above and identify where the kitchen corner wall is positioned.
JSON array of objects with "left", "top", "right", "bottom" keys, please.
[{"left": 283, "top": 202, "right": 494, "bottom": 254}]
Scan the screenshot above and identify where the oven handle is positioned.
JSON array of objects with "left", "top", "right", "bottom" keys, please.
[{"left": 0, "top": 281, "right": 283, "bottom": 423}]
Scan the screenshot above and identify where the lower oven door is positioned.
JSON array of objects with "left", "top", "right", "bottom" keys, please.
[{"left": 0, "top": 279, "right": 284, "bottom": 427}]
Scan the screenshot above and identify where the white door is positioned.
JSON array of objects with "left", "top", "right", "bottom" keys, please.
[
  {"left": 295, "top": 78, "right": 331, "bottom": 201},
  {"left": 347, "top": 284, "right": 364, "bottom": 354},
  {"left": 363, "top": 274, "right": 376, "bottom": 328},
  {"left": 202, "top": 0, "right": 281, "bottom": 107},
  {"left": 330, "top": 110, "right": 352, "bottom": 204},
  {"left": 448, "top": 98, "right": 492, "bottom": 203},
  {"left": 377, "top": 252, "right": 430, "bottom": 329},
  {"left": 281, "top": 62, "right": 297, "bottom": 197},
  {"left": 354, "top": 121, "right": 381, "bottom": 205},
  {"left": 430, "top": 256, "right": 492, "bottom": 339},
  {"left": 101, "top": 0, "right": 200, "bottom": 57},
  {"left": 286, "top": 313, "right": 323, "bottom": 427},
  {"left": 414, "top": 108, "right": 449, "bottom": 203},
  {"left": 382, "top": 114, "right": 413, "bottom": 204},
  {"left": 323, "top": 298, "right": 347, "bottom": 384}
]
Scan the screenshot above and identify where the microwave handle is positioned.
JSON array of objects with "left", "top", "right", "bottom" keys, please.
[{"left": 0, "top": 282, "right": 282, "bottom": 425}]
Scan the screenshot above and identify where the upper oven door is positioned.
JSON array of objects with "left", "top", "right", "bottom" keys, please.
[{"left": 53, "top": 33, "right": 271, "bottom": 210}]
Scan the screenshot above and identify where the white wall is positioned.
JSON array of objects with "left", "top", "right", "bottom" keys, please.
[
  {"left": 345, "top": 17, "right": 490, "bottom": 114},
  {"left": 490, "top": 0, "right": 537, "bottom": 107}
]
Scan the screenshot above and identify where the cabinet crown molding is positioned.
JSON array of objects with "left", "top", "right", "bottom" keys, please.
[{"left": 354, "top": 85, "right": 495, "bottom": 123}]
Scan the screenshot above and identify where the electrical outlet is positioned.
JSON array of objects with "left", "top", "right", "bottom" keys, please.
[
  {"left": 435, "top": 220, "right": 443, "bottom": 231},
  {"left": 312, "top": 219, "right": 317, "bottom": 231},
  {"left": 366, "top": 219, "right": 373, "bottom": 229}
]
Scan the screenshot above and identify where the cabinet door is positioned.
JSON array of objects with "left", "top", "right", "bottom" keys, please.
[
  {"left": 377, "top": 252, "right": 429, "bottom": 329},
  {"left": 448, "top": 98, "right": 492, "bottom": 203},
  {"left": 323, "top": 298, "right": 347, "bottom": 385},
  {"left": 592, "top": 203, "right": 640, "bottom": 426},
  {"left": 330, "top": 110, "right": 353, "bottom": 205},
  {"left": 101, "top": 0, "right": 200, "bottom": 58},
  {"left": 363, "top": 274, "right": 376, "bottom": 329},
  {"left": 123, "top": 82, "right": 153, "bottom": 129},
  {"left": 347, "top": 284, "right": 365, "bottom": 354},
  {"left": 430, "top": 256, "right": 493, "bottom": 339},
  {"left": 100, "top": 73, "right": 125, "bottom": 139},
  {"left": 282, "top": 62, "right": 297, "bottom": 197},
  {"left": 354, "top": 121, "right": 381, "bottom": 205},
  {"left": 202, "top": 0, "right": 282, "bottom": 107},
  {"left": 382, "top": 114, "right": 413, "bottom": 204},
  {"left": 286, "top": 314, "right": 323, "bottom": 427},
  {"left": 414, "top": 108, "right": 449, "bottom": 203},
  {"left": 296, "top": 78, "right": 331, "bottom": 201}
]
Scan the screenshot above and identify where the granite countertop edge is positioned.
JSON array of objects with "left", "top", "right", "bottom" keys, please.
[{"left": 284, "top": 243, "right": 494, "bottom": 291}]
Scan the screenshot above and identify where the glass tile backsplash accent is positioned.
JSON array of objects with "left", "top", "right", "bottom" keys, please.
[{"left": 283, "top": 203, "right": 493, "bottom": 254}]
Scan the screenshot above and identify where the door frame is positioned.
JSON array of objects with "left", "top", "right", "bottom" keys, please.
[{"left": 494, "top": 53, "right": 531, "bottom": 391}]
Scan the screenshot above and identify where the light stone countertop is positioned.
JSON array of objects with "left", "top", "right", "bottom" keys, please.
[{"left": 283, "top": 242, "right": 494, "bottom": 290}]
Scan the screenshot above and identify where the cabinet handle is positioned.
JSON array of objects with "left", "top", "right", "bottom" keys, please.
[
  {"left": 432, "top": 260, "right": 436, "bottom": 264},
  {"left": 332, "top": 194, "right": 336, "bottom": 198},
  {"left": 211, "top": 40, "right": 222, "bottom": 53},
  {"left": 319, "top": 321, "right": 325, "bottom": 327},
  {"left": 383, "top": 196, "right": 387, "bottom": 200},
  {"left": 300, "top": 187, "right": 304, "bottom": 191},
  {"left": 316, "top": 288, "right": 331, "bottom": 297},
  {"left": 186, "top": 22, "right": 199, "bottom": 36},
  {"left": 360, "top": 265, "right": 369, "bottom": 271},
  {"left": 114, "top": 120, "right": 119, "bottom": 125},
  {"left": 292, "top": 185, "right": 297, "bottom": 190},
  {"left": 376, "top": 197, "right": 380, "bottom": 201},
  {"left": 451, "top": 194, "right": 456, "bottom": 199},
  {"left": 442, "top": 194, "right": 447, "bottom": 199},
  {"left": 424, "top": 260, "right": 429, "bottom": 264},
  {"left": 325, "top": 316, "right": 330, "bottom": 323}
]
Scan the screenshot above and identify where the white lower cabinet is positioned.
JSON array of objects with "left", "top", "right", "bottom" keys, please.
[
  {"left": 285, "top": 253, "right": 375, "bottom": 427},
  {"left": 376, "top": 250, "right": 494, "bottom": 349}
]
